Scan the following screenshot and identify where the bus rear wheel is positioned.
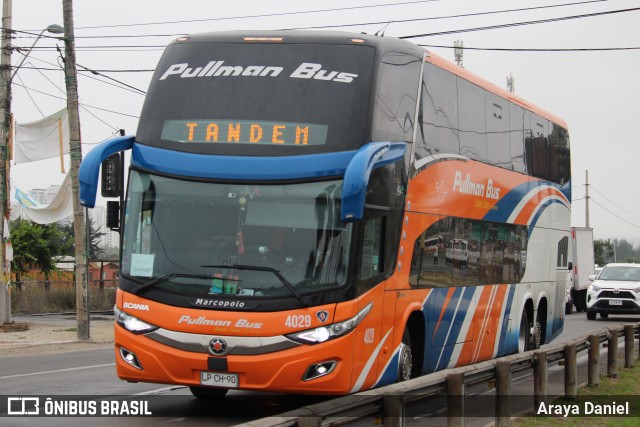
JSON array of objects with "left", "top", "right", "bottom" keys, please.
[
  {"left": 518, "top": 310, "right": 531, "bottom": 353},
  {"left": 398, "top": 329, "right": 413, "bottom": 382},
  {"left": 189, "top": 386, "right": 228, "bottom": 399}
]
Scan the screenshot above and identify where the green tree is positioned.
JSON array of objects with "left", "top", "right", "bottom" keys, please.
[
  {"left": 58, "top": 218, "right": 105, "bottom": 260},
  {"left": 10, "top": 219, "right": 65, "bottom": 289},
  {"left": 594, "top": 239, "right": 614, "bottom": 266}
]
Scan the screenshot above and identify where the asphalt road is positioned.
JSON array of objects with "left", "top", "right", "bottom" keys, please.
[{"left": 0, "top": 311, "right": 637, "bottom": 426}]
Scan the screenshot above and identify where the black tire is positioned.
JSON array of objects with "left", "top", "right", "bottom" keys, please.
[
  {"left": 189, "top": 386, "right": 228, "bottom": 399},
  {"left": 571, "top": 289, "right": 582, "bottom": 312},
  {"left": 398, "top": 328, "right": 413, "bottom": 382},
  {"left": 600, "top": 313, "right": 609, "bottom": 319},
  {"left": 580, "top": 291, "right": 588, "bottom": 313},
  {"left": 586, "top": 309, "right": 597, "bottom": 320},
  {"left": 565, "top": 301, "right": 573, "bottom": 315},
  {"left": 518, "top": 310, "right": 531, "bottom": 353},
  {"left": 532, "top": 319, "right": 542, "bottom": 350}
]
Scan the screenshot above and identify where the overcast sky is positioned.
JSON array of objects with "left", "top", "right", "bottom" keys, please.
[{"left": 7, "top": 0, "right": 640, "bottom": 241}]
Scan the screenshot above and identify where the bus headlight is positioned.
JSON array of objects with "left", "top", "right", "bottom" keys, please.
[
  {"left": 115, "top": 306, "right": 158, "bottom": 335},
  {"left": 286, "top": 302, "right": 373, "bottom": 344}
]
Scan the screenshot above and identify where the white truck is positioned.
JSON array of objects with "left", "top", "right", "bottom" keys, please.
[{"left": 568, "top": 227, "right": 595, "bottom": 312}]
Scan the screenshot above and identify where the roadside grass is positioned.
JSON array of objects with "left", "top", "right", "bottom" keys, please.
[
  {"left": 10, "top": 284, "right": 116, "bottom": 314},
  {"left": 515, "top": 362, "right": 640, "bottom": 426}
]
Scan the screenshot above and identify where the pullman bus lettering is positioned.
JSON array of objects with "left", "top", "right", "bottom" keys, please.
[
  {"left": 178, "top": 315, "right": 232, "bottom": 327},
  {"left": 158, "top": 61, "right": 358, "bottom": 83},
  {"left": 159, "top": 61, "right": 284, "bottom": 80}
]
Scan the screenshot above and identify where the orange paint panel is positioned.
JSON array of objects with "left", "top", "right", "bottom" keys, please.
[
  {"left": 473, "top": 285, "right": 507, "bottom": 363},
  {"left": 406, "top": 159, "right": 533, "bottom": 221}
]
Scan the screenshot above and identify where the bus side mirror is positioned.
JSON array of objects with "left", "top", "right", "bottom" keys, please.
[
  {"left": 567, "top": 262, "right": 573, "bottom": 271},
  {"left": 101, "top": 153, "right": 122, "bottom": 198},
  {"left": 106, "top": 201, "right": 120, "bottom": 231}
]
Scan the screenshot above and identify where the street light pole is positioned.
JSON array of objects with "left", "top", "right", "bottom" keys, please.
[{"left": 11, "top": 24, "right": 64, "bottom": 82}]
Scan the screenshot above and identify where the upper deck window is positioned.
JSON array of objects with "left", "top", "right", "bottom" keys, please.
[{"left": 137, "top": 42, "right": 375, "bottom": 156}]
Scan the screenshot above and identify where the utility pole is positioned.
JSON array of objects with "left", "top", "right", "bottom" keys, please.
[
  {"left": 585, "top": 170, "right": 590, "bottom": 228},
  {"left": 0, "top": 0, "right": 12, "bottom": 325},
  {"left": 62, "top": 0, "right": 89, "bottom": 340}
]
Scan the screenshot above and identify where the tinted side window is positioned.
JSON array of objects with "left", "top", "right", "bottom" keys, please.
[
  {"left": 509, "top": 103, "right": 526, "bottom": 174},
  {"left": 485, "top": 93, "right": 511, "bottom": 170},
  {"left": 360, "top": 216, "right": 384, "bottom": 280},
  {"left": 551, "top": 124, "right": 571, "bottom": 185},
  {"left": 557, "top": 236, "right": 569, "bottom": 267},
  {"left": 458, "top": 78, "right": 487, "bottom": 162},
  {"left": 416, "top": 63, "right": 460, "bottom": 160},
  {"left": 526, "top": 114, "right": 550, "bottom": 180},
  {"left": 410, "top": 217, "right": 528, "bottom": 288},
  {"left": 371, "top": 51, "right": 422, "bottom": 143}
]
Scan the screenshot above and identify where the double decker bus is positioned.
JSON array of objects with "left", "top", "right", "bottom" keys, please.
[{"left": 79, "top": 30, "right": 571, "bottom": 397}]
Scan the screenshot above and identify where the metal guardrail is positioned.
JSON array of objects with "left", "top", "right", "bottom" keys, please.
[{"left": 237, "top": 323, "right": 640, "bottom": 427}]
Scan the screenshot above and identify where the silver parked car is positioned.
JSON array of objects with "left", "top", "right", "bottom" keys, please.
[{"left": 586, "top": 263, "right": 640, "bottom": 320}]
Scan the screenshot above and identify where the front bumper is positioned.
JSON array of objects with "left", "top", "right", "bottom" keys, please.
[
  {"left": 586, "top": 289, "right": 640, "bottom": 314},
  {"left": 114, "top": 324, "right": 356, "bottom": 395}
]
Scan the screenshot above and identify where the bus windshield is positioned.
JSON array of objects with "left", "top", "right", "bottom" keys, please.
[
  {"left": 136, "top": 41, "right": 375, "bottom": 156},
  {"left": 121, "top": 170, "right": 352, "bottom": 299}
]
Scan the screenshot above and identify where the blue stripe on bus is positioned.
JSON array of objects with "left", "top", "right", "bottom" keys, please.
[
  {"left": 496, "top": 284, "right": 516, "bottom": 357},
  {"left": 482, "top": 180, "right": 571, "bottom": 224},
  {"left": 425, "top": 286, "right": 474, "bottom": 372},
  {"left": 131, "top": 143, "right": 356, "bottom": 181}
]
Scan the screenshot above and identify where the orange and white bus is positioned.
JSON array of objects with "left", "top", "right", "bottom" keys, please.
[{"left": 79, "top": 30, "right": 571, "bottom": 397}]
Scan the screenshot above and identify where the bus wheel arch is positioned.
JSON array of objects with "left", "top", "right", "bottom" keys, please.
[{"left": 399, "top": 311, "right": 424, "bottom": 381}]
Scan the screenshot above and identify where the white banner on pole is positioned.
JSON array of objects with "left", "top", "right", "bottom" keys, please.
[{"left": 14, "top": 108, "right": 70, "bottom": 167}]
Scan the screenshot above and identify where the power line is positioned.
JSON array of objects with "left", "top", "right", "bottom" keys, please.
[
  {"left": 418, "top": 44, "right": 640, "bottom": 52},
  {"left": 15, "top": 73, "right": 45, "bottom": 117},
  {"left": 280, "top": 0, "right": 613, "bottom": 31},
  {"left": 16, "top": 65, "right": 155, "bottom": 73},
  {"left": 68, "top": 0, "right": 445, "bottom": 30},
  {"left": 590, "top": 185, "right": 640, "bottom": 221},
  {"left": 11, "top": 5, "right": 638, "bottom": 53},
  {"left": 14, "top": 52, "right": 147, "bottom": 94},
  {"left": 9, "top": 0, "right": 612, "bottom": 37},
  {"left": 399, "top": 6, "right": 640, "bottom": 39},
  {"left": 590, "top": 197, "right": 640, "bottom": 231},
  {"left": 12, "top": 81, "right": 140, "bottom": 118}
]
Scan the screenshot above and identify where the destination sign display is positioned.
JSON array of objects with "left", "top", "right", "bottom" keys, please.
[{"left": 161, "top": 119, "right": 328, "bottom": 146}]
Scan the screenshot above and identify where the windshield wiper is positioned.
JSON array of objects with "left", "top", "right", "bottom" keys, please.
[
  {"left": 131, "top": 273, "right": 214, "bottom": 295},
  {"left": 202, "top": 264, "right": 309, "bottom": 307}
]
